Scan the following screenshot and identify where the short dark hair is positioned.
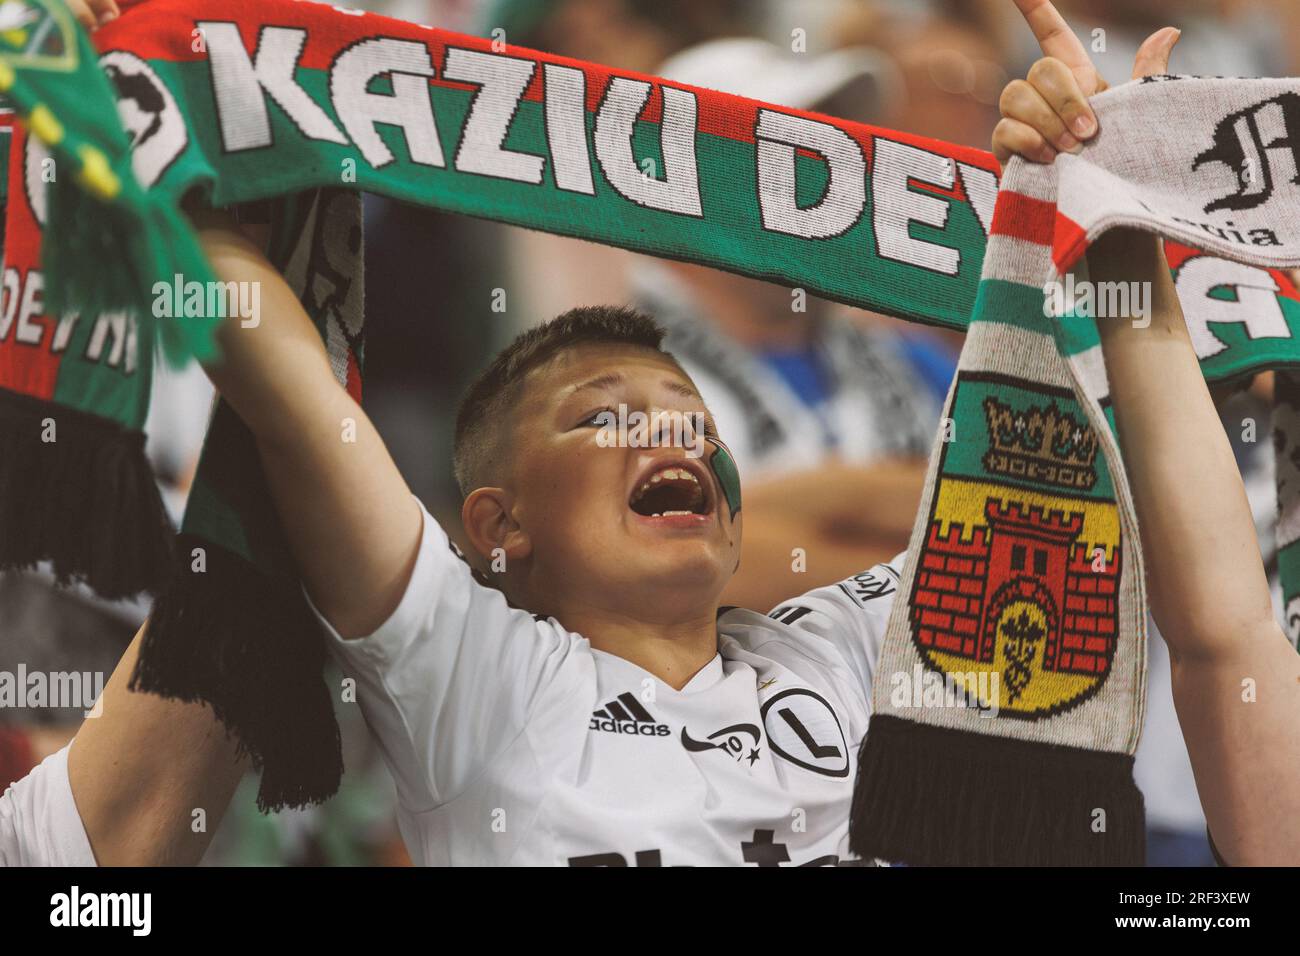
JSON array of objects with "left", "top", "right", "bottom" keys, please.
[{"left": 452, "top": 306, "right": 669, "bottom": 498}]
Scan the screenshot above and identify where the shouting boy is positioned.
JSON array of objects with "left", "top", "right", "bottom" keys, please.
[{"left": 188, "top": 0, "right": 1298, "bottom": 865}]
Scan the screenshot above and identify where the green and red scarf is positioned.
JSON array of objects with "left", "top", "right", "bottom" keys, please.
[{"left": 1, "top": 0, "right": 1296, "bottom": 861}]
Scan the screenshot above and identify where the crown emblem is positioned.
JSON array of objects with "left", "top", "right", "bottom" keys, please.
[{"left": 981, "top": 397, "right": 1098, "bottom": 490}]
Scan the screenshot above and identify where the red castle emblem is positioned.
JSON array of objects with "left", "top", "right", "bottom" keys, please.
[{"left": 910, "top": 377, "right": 1121, "bottom": 717}]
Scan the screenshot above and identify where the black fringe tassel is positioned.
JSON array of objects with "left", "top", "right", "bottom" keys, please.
[
  {"left": 132, "top": 534, "right": 343, "bottom": 811},
  {"left": 0, "top": 388, "right": 174, "bottom": 599},
  {"left": 850, "top": 714, "right": 1145, "bottom": 866}
]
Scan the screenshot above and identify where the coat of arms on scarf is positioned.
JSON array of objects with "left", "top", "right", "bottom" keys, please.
[{"left": 911, "top": 373, "right": 1119, "bottom": 718}]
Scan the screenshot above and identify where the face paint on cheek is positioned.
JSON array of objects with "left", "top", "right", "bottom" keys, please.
[{"left": 706, "top": 437, "right": 742, "bottom": 521}]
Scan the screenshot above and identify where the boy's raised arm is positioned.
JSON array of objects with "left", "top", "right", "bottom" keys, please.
[
  {"left": 68, "top": 624, "right": 247, "bottom": 865},
  {"left": 999, "top": 0, "right": 1300, "bottom": 864},
  {"left": 192, "top": 211, "right": 423, "bottom": 639},
  {"left": 1091, "top": 232, "right": 1300, "bottom": 865}
]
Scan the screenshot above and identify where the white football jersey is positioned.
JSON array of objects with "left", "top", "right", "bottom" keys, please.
[
  {"left": 0, "top": 744, "right": 96, "bottom": 866},
  {"left": 317, "top": 500, "right": 901, "bottom": 866}
]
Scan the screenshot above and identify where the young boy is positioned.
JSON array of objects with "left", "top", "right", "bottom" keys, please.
[{"left": 193, "top": 0, "right": 1298, "bottom": 865}]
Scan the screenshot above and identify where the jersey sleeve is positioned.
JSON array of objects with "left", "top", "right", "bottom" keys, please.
[
  {"left": 0, "top": 745, "right": 97, "bottom": 867},
  {"left": 764, "top": 554, "right": 905, "bottom": 702},
  {"left": 311, "top": 499, "right": 591, "bottom": 812}
]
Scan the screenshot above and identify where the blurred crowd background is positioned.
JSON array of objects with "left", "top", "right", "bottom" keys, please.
[{"left": 3, "top": 0, "right": 1298, "bottom": 866}]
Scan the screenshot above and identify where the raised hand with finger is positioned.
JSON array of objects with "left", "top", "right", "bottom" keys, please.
[{"left": 993, "top": 0, "right": 1180, "bottom": 166}]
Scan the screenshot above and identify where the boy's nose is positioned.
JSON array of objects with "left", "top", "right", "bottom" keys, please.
[{"left": 648, "top": 407, "right": 688, "bottom": 449}]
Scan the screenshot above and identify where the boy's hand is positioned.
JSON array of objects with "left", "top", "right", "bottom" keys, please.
[
  {"left": 67, "top": 0, "right": 119, "bottom": 31},
  {"left": 992, "top": 0, "right": 1180, "bottom": 166}
]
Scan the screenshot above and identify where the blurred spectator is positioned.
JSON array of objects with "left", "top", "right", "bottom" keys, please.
[
  {"left": 833, "top": 3, "right": 1005, "bottom": 150},
  {"left": 502, "top": 0, "right": 748, "bottom": 72}
]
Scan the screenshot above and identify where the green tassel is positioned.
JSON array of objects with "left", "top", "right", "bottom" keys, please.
[
  {"left": 41, "top": 162, "right": 222, "bottom": 366},
  {"left": 0, "top": 0, "right": 222, "bottom": 366}
]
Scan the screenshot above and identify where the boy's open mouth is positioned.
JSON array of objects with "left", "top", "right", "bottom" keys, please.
[{"left": 628, "top": 461, "right": 712, "bottom": 518}]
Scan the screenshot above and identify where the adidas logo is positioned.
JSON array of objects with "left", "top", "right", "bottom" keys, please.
[{"left": 589, "top": 692, "right": 670, "bottom": 737}]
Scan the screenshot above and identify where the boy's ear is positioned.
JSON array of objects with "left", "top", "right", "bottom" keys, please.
[{"left": 462, "top": 487, "right": 532, "bottom": 567}]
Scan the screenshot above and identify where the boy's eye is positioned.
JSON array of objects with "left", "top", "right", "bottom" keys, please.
[
  {"left": 577, "top": 409, "right": 616, "bottom": 429},
  {"left": 690, "top": 414, "right": 719, "bottom": 440}
]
